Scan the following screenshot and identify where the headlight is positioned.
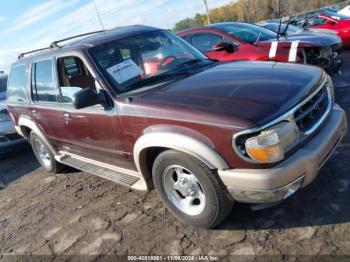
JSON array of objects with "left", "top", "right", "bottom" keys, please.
[{"left": 245, "top": 122, "right": 298, "bottom": 163}]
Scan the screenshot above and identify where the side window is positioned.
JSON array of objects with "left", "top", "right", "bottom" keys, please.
[
  {"left": 7, "top": 65, "right": 28, "bottom": 103},
  {"left": 182, "top": 35, "right": 192, "bottom": 43},
  {"left": 57, "top": 56, "right": 96, "bottom": 104},
  {"left": 32, "top": 59, "right": 58, "bottom": 103},
  {"left": 191, "top": 33, "right": 223, "bottom": 52}
]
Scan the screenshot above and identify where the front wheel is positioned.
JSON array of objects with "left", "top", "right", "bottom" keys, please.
[{"left": 152, "top": 150, "right": 233, "bottom": 228}]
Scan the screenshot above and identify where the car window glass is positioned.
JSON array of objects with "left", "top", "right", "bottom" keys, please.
[
  {"left": 7, "top": 66, "right": 27, "bottom": 103},
  {"left": 120, "top": 49, "right": 131, "bottom": 60},
  {"left": 32, "top": 59, "right": 58, "bottom": 103},
  {"left": 182, "top": 35, "right": 192, "bottom": 43},
  {"left": 192, "top": 34, "right": 223, "bottom": 52},
  {"left": 216, "top": 23, "right": 277, "bottom": 43},
  {"left": 89, "top": 30, "right": 204, "bottom": 93},
  {"left": 57, "top": 56, "right": 96, "bottom": 104}
]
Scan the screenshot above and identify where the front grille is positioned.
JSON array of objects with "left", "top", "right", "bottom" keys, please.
[
  {"left": 294, "top": 84, "right": 329, "bottom": 133},
  {"left": 5, "top": 133, "right": 22, "bottom": 141}
]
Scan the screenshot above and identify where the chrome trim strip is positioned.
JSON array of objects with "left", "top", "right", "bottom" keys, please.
[{"left": 232, "top": 74, "right": 333, "bottom": 163}]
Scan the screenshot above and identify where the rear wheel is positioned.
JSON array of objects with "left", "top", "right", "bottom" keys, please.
[
  {"left": 30, "top": 132, "right": 63, "bottom": 174},
  {"left": 152, "top": 150, "right": 233, "bottom": 228}
]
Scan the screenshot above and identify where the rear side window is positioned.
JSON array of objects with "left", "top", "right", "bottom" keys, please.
[
  {"left": 192, "top": 34, "right": 223, "bottom": 52},
  {"left": 31, "top": 59, "right": 58, "bottom": 103},
  {"left": 7, "top": 65, "right": 28, "bottom": 103}
]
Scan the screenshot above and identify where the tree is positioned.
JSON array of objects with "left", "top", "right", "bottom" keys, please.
[{"left": 172, "top": 0, "right": 347, "bottom": 31}]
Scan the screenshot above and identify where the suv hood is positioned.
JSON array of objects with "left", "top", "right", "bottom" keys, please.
[
  {"left": 263, "top": 33, "right": 341, "bottom": 47},
  {"left": 136, "top": 62, "right": 324, "bottom": 127}
]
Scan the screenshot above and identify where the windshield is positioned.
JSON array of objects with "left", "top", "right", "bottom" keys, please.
[
  {"left": 214, "top": 23, "right": 277, "bottom": 44},
  {"left": 89, "top": 30, "right": 208, "bottom": 94},
  {"left": 0, "top": 76, "right": 7, "bottom": 101}
]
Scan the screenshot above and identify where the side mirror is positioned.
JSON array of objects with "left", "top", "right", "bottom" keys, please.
[
  {"left": 212, "top": 42, "right": 237, "bottom": 53},
  {"left": 73, "top": 87, "right": 106, "bottom": 109}
]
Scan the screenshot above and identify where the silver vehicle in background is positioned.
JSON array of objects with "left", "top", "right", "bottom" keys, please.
[{"left": 0, "top": 74, "right": 27, "bottom": 157}]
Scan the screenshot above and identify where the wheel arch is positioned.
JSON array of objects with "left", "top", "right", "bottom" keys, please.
[
  {"left": 133, "top": 125, "right": 229, "bottom": 187},
  {"left": 17, "top": 116, "right": 58, "bottom": 155}
]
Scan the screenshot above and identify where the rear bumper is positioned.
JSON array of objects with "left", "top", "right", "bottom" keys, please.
[{"left": 218, "top": 105, "right": 347, "bottom": 203}]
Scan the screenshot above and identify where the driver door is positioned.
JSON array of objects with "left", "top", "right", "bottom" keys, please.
[{"left": 56, "top": 55, "right": 133, "bottom": 169}]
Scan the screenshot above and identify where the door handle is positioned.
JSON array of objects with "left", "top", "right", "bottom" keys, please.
[{"left": 63, "top": 112, "right": 71, "bottom": 120}]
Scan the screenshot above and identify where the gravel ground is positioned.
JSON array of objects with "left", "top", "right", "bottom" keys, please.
[{"left": 0, "top": 51, "right": 350, "bottom": 259}]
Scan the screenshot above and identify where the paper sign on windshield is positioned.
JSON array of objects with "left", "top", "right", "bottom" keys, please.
[{"left": 107, "top": 59, "right": 143, "bottom": 84}]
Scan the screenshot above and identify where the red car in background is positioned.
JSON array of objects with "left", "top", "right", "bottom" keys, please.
[
  {"left": 177, "top": 22, "right": 342, "bottom": 74},
  {"left": 311, "top": 14, "right": 350, "bottom": 46},
  {"left": 289, "top": 12, "right": 350, "bottom": 46}
]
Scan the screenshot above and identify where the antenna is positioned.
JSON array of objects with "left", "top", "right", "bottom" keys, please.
[
  {"left": 91, "top": 0, "right": 105, "bottom": 31},
  {"left": 277, "top": 0, "right": 282, "bottom": 40}
]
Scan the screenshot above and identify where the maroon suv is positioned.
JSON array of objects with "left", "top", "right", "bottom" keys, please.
[{"left": 7, "top": 26, "right": 347, "bottom": 228}]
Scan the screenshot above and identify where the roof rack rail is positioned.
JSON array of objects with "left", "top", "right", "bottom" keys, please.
[
  {"left": 18, "top": 30, "right": 105, "bottom": 59},
  {"left": 50, "top": 30, "right": 105, "bottom": 48},
  {"left": 18, "top": 47, "right": 53, "bottom": 59}
]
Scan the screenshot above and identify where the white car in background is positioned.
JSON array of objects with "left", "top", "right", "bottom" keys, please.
[
  {"left": 0, "top": 74, "right": 27, "bottom": 157},
  {"left": 338, "top": 5, "right": 350, "bottom": 17}
]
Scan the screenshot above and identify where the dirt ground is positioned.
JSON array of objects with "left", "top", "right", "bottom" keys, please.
[{"left": 1, "top": 52, "right": 350, "bottom": 260}]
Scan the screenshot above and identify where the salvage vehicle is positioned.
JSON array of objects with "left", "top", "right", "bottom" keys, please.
[
  {"left": 178, "top": 22, "right": 342, "bottom": 74},
  {"left": 7, "top": 26, "right": 347, "bottom": 228},
  {"left": 0, "top": 74, "right": 27, "bottom": 157},
  {"left": 289, "top": 13, "right": 350, "bottom": 46}
]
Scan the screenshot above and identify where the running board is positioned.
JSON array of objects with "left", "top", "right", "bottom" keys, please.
[{"left": 57, "top": 153, "right": 140, "bottom": 188}]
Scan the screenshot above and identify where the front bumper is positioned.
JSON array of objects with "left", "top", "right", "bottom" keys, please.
[{"left": 218, "top": 106, "right": 347, "bottom": 203}]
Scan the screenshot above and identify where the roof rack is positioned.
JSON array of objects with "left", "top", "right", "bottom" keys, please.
[
  {"left": 18, "top": 47, "right": 53, "bottom": 59},
  {"left": 50, "top": 30, "right": 105, "bottom": 48},
  {"left": 18, "top": 30, "right": 105, "bottom": 59}
]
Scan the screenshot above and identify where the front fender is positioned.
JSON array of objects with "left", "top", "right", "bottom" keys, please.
[{"left": 133, "top": 125, "right": 229, "bottom": 178}]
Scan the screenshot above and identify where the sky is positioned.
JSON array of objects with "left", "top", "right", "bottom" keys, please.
[{"left": 0, "top": 0, "right": 234, "bottom": 72}]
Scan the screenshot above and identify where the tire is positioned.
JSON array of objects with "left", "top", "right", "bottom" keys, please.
[
  {"left": 152, "top": 150, "right": 233, "bottom": 228},
  {"left": 30, "top": 132, "right": 63, "bottom": 174}
]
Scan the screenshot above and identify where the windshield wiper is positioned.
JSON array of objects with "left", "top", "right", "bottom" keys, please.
[
  {"left": 125, "top": 70, "right": 191, "bottom": 92},
  {"left": 177, "top": 58, "right": 211, "bottom": 68}
]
